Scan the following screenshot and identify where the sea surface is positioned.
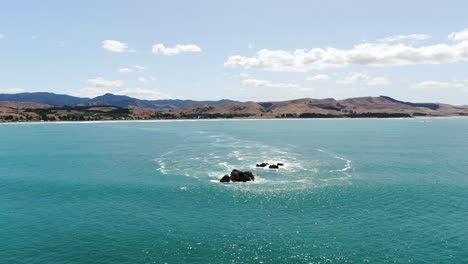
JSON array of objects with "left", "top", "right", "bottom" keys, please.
[{"left": 1, "top": 118, "right": 467, "bottom": 263}]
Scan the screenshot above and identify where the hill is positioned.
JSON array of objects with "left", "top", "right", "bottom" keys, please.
[
  {"left": 1, "top": 94, "right": 467, "bottom": 122},
  {"left": 0, "top": 92, "right": 89, "bottom": 106},
  {"left": 84, "top": 93, "right": 236, "bottom": 109},
  {"left": 168, "top": 96, "right": 468, "bottom": 118},
  {"left": 0, "top": 92, "right": 236, "bottom": 109}
]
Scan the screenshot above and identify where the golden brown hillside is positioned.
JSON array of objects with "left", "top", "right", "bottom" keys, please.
[
  {"left": 163, "top": 96, "right": 468, "bottom": 118},
  {"left": 0, "top": 101, "right": 53, "bottom": 109}
]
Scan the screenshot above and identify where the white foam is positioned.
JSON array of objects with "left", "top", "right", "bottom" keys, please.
[
  {"left": 330, "top": 158, "right": 352, "bottom": 172},
  {"left": 154, "top": 132, "right": 353, "bottom": 190},
  {"left": 155, "top": 159, "right": 168, "bottom": 175}
]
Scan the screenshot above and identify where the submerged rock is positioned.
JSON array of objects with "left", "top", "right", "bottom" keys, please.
[
  {"left": 269, "top": 164, "right": 279, "bottom": 169},
  {"left": 256, "top": 163, "right": 269, "bottom": 167},
  {"left": 220, "top": 175, "right": 231, "bottom": 183},
  {"left": 277, "top": 163, "right": 284, "bottom": 166}
]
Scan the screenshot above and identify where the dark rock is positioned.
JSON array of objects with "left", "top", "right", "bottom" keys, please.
[
  {"left": 256, "top": 163, "right": 269, "bottom": 167},
  {"left": 269, "top": 164, "right": 279, "bottom": 169},
  {"left": 229, "top": 169, "right": 255, "bottom": 182},
  {"left": 277, "top": 163, "right": 284, "bottom": 166},
  {"left": 220, "top": 175, "right": 231, "bottom": 183}
]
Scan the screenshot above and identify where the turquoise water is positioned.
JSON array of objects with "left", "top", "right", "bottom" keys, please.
[{"left": 1, "top": 119, "right": 467, "bottom": 263}]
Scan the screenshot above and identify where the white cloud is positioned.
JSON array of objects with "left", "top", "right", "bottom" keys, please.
[
  {"left": 137, "top": 76, "right": 157, "bottom": 83},
  {"left": 76, "top": 77, "right": 124, "bottom": 98},
  {"left": 87, "top": 77, "right": 124, "bottom": 88},
  {"left": 118, "top": 65, "right": 145, "bottom": 73},
  {"left": 224, "top": 31, "right": 468, "bottom": 72},
  {"left": 378, "top": 34, "right": 431, "bottom": 42},
  {"left": 337, "top": 73, "right": 391, "bottom": 86},
  {"left": 73, "top": 87, "right": 112, "bottom": 98},
  {"left": 119, "top": 68, "right": 133, "bottom": 73},
  {"left": 152, "top": 43, "right": 201, "bottom": 55},
  {"left": 135, "top": 65, "right": 145, "bottom": 71},
  {"left": 73, "top": 86, "right": 170, "bottom": 100},
  {"left": 0, "top": 34, "right": 3, "bottom": 39},
  {"left": 102, "top": 40, "right": 129, "bottom": 53},
  {"left": 239, "top": 73, "right": 249, "bottom": 78},
  {"left": 306, "top": 74, "right": 330, "bottom": 81},
  {"left": 413, "top": 80, "right": 466, "bottom": 89},
  {"left": 449, "top": 28, "right": 468, "bottom": 42},
  {"left": 241, "top": 79, "right": 298, "bottom": 89},
  {"left": 75, "top": 76, "right": 167, "bottom": 99},
  {"left": 116, "top": 88, "right": 170, "bottom": 100},
  {"left": 0, "top": 88, "right": 25, "bottom": 94}
]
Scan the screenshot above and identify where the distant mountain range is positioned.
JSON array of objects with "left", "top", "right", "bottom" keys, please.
[
  {"left": 1, "top": 92, "right": 468, "bottom": 122},
  {"left": 0, "top": 92, "right": 236, "bottom": 110}
]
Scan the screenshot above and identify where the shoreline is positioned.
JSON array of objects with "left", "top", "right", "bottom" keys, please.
[{"left": 1, "top": 116, "right": 467, "bottom": 125}]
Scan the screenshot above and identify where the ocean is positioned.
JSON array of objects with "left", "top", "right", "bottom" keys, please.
[{"left": 1, "top": 118, "right": 467, "bottom": 263}]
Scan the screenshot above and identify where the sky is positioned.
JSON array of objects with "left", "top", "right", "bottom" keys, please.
[{"left": 1, "top": 0, "right": 468, "bottom": 105}]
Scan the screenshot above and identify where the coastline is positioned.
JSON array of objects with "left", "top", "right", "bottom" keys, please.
[{"left": 1, "top": 115, "right": 467, "bottom": 125}]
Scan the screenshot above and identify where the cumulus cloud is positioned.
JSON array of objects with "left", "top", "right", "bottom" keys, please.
[
  {"left": 306, "top": 74, "right": 330, "bottom": 81},
  {"left": 87, "top": 77, "right": 124, "bottom": 88},
  {"left": 152, "top": 43, "right": 201, "bottom": 55},
  {"left": 74, "top": 76, "right": 168, "bottom": 99},
  {"left": 137, "top": 76, "right": 157, "bottom": 83},
  {"left": 378, "top": 34, "right": 431, "bottom": 42},
  {"left": 118, "top": 65, "right": 146, "bottom": 73},
  {"left": 73, "top": 87, "right": 112, "bottom": 98},
  {"left": 73, "top": 87, "right": 170, "bottom": 100},
  {"left": 413, "top": 80, "right": 466, "bottom": 89},
  {"left": 337, "top": 73, "right": 391, "bottom": 86},
  {"left": 224, "top": 30, "right": 468, "bottom": 72},
  {"left": 241, "top": 79, "right": 298, "bottom": 89},
  {"left": 116, "top": 88, "right": 170, "bottom": 100},
  {"left": 119, "top": 68, "right": 133, "bottom": 73},
  {"left": 449, "top": 28, "right": 468, "bottom": 42},
  {"left": 102, "top": 40, "right": 130, "bottom": 53}
]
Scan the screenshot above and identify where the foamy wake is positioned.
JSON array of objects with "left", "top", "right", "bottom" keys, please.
[{"left": 155, "top": 132, "right": 353, "bottom": 191}]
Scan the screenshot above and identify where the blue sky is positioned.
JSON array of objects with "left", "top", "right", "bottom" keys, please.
[{"left": 1, "top": 0, "right": 468, "bottom": 104}]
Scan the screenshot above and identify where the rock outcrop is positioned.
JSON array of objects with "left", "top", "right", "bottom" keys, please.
[
  {"left": 220, "top": 175, "right": 231, "bottom": 183},
  {"left": 256, "top": 162, "right": 284, "bottom": 168},
  {"left": 219, "top": 169, "right": 255, "bottom": 182}
]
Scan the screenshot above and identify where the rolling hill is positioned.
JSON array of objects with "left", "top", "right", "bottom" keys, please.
[
  {"left": 169, "top": 96, "right": 468, "bottom": 118},
  {"left": 1, "top": 93, "right": 467, "bottom": 122},
  {"left": 0, "top": 92, "right": 236, "bottom": 109}
]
